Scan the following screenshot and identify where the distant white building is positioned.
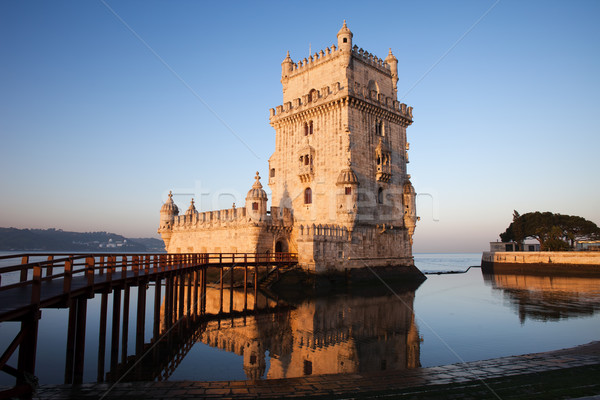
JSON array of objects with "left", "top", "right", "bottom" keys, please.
[{"left": 489, "top": 241, "right": 540, "bottom": 252}]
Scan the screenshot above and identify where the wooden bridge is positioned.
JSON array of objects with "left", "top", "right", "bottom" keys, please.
[{"left": 0, "top": 252, "right": 297, "bottom": 399}]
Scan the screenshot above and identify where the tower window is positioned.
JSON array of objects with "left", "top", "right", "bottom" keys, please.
[
  {"left": 375, "top": 121, "right": 383, "bottom": 136},
  {"left": 309, "top": 120, "right": 313, "bottom": 135},
  {"left": 304, "top": 154, "right": 310, "bottom": 165},
  {"left": 343, "top": 38, "right": 347, "bottom": 43},
  {"left": 304, "top": 122, "right": 309, "bottom": 136},
  {"left": 270, "top": 168, "right": 275, "bottom": 178},
  {"left": 252, "top": 202, "right": 259, "bottom": 210},
  {"left": 304, "top": 187, "right": 312, "bottom": 204},
  {"left": 377, "top": 187, "right": 384, "bottom": 204},
  {"left": 345, "top": 187, "right": 352, "bottom": 195}
]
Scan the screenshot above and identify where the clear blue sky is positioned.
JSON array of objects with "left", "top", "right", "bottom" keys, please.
[{"left": 1, "top": 1, "right": 599, "bottom": 252}]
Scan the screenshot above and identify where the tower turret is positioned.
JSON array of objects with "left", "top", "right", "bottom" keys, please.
[
  {"left": 158, "top": 191, "right": 179, "bottom": 250},
  {"left": 337, "top": 20, "right": 353, "bottom": 67},
  {"left": 385, "top": 48, "right": 399, "bottom": 95},
  {"left": 185, "top": 198, "right": 198, "bottom": 219},
  {"left": 245, "top": 172, "right": 268, "bottom": 221},
  {"left": 337, "top": 20, "right": 353, "bottom": 51},
  {"left": 281, "top": 51, "right": 293, "bottom": 80},
  {"left": 403, "top": 179, "right": 418, "bottom": 244}
]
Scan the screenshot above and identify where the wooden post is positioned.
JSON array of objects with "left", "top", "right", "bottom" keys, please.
[
  {"left": 97, "top": 291, "right": 108, "bottom": 382},
  {"left": 153, "top": 277, "right": 162, "bottom": 339},
  {"left": 17, "top": 310, "right": 39, "bottom": 389},
  {"left": 73, "top": 297, "right": 87, "bottom": 384},
  {"left": 121, "top": 285, "right": 130, "bottom": 363},
  {"left": 219, "top": 267, "right": 224, "bottom": 313},
  {"left": 64, "top": 301, "right": 77, "bottom": 384},
  {"left": 136, "top": 280, "right": 147, "bottom": 355},
  {"left": 244, "top": 262, "right": 248, "bottom": 311},
  {"left": 230, "top": 265, "right": 234, "bottom": 313},
  {"left": 20, "top": 256, "right": 29, "bottom": 282},
  {"left": 254, "top": 266, "right": 258, "bottom": 309},
  {"left": 179, "top": 272, "right": 185, "bottom": 318},
  {"left": 186, "top": 272, "right": 192, "bottom": 317},
  {"left": 86, "top": 256, "right": 95, "bottom": 289},
  {"left": 63, "top": 259, "right": 73, "bottom": 294},
  {"left": 110, "top": 288, "right": 121, "bottom": 373},
  {"left": 193, "top": 270, "right": 199, "bottom": 316},
  {"left": 99, "top": 256, "right": 105, "bottom": 275},
  {"left": 121, "top": 256, "right": 128, "bottom": 279},
  {"left": 46, "top": 255, "right": 54, "bottom": 278}
]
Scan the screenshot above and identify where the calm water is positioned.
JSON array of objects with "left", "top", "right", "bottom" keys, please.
[{"left": 0, "top": 252, "right": 599, "bottom": 385}]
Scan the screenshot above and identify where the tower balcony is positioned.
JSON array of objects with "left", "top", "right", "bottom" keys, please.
[
  {"left": 299, "top": 164, "right": 314, "bottom": 183},
  {"left": 376, "top": 164, "right": 391, "bottom": 183}
]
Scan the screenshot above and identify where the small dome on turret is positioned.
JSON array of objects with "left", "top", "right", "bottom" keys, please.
[
  {"left": 282, "top": 50, "right": 293, "bottom": 64},
  {"left": 337, "top": 161, "right": 360, "bottom": 186},
  {"left": 185, "top": 198, "right": 197, "bottom": 217},
  {"left": 246, "top": 172, "right": 268, "bottom": 200},
  {"left": 385, "top": 48, "right": 397, "bottom": 63},
  {"left": 337, "top": 20, "right": 353, "bottom": 39},
  {"left": 160, "top": 191, "right": 179, "bottom": 215}
]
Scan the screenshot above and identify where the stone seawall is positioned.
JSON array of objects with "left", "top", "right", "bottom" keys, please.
[{"left": 481, "top": 251, "right": 600, "bottom": 276}]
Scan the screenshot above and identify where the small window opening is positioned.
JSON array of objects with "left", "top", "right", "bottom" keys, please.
[
  {"left": 377, "top": 187, "right": 383, "bottom": 204},
  {"left": 270, "top": 168, "right": 275, "bottom": 178},
  {"left": 345, "top": 187, "right": 352, "bottom": 195},
  {"left": 309, "top": 120, "right": 313, "bottom": 135},
  {"left": 343, "top": 38, "right": 348, "bottom": 43},
  {"left": 252, "top": 202, "right": 259, "bottom": 210},
  {"left": 250, "top": 355, "right": 257, "bottom": 365},
  {"left": 303, "top": 360, "right": 313, "bottom": 375},
  {"left": 304, "top": 154, "right": 310, "bottom": 165},
  {"left": 304, "top": 187, "right": 312, "bottom": 204},
  {"left": 304, "top": 122, "right": 308, "bottom": 136}
]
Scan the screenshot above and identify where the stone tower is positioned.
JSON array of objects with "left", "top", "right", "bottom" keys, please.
[{"left": 268, "top": 21, "right": 417, "bottom": 272}]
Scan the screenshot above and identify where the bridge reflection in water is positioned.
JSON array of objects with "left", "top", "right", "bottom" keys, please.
[{"left": 114, "top": 283, "right": 422, "bottom": 382}]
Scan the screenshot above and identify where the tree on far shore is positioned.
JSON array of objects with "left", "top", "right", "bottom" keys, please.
[{"left": 500, "top": 211, "right": 600, "bottom": 251}]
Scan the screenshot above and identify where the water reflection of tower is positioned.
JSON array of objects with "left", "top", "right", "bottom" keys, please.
[{"left": 196, "top": 284, "right": 421, "bottom": 379}]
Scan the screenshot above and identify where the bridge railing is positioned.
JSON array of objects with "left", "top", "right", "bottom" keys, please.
[{"left": 0, "top": 252, "right": 298, "bottom": 294}]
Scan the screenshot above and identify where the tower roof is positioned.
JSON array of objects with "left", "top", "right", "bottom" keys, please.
[
  {"left": 160, "top": 191, "right": 179, "bottom": 214},
  {"left": 337, "top": 20, "right": 353, "bottom": 38},
  {"left": 282, "top": 50, "right": 293, "bottom": 64},
  {"left": 337, "top": 161, "right": 360, "bottom": 186},
  {"left": 246, "top": 171, "right": 268, "bottom": 200},
  {"left": 185, "top": 198, "right": 197, "bottom": 217},
  {"left": 385, "top": 48, "right": 397, "bottom": 63}
]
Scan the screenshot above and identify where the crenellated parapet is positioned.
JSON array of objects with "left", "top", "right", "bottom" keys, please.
[
  {"left": 351, "top": 45, "right": 392, "bottom": 74},
  {"left": 172, "top": 206, "right": 248, "bottom": 229},
  {"left": 283, "top": 44, "right": 340, "bottom": 80}
]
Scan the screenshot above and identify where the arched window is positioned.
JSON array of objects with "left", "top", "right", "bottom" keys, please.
[
  {"left": 304, "top": 154, "right": 310, "bottom": 165},
  {"left": 309, "top": 120, "right": 313, "bottom": 135},
  {"left": 304, "top": 122, "right": 309, "bottom": 136},
  {"left": 270, "top": 168, "right": 275, "bottom": 177},
  {"left": 377, "top": 187, "right": 383, "bottom": 204},
  {"left": 304, "top": 187, "right": 312, "bottom": 204}
]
